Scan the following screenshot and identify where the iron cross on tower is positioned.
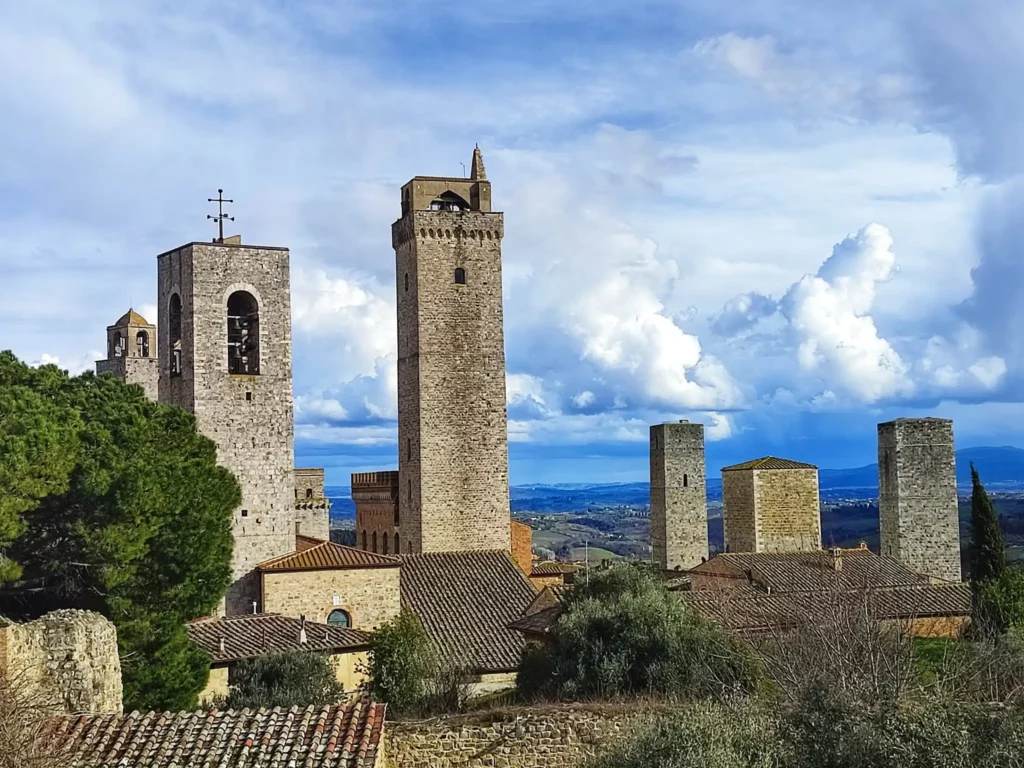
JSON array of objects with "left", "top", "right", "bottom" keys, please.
[{"left": 207, "top": 189, "right": 234, "bottom": 243}]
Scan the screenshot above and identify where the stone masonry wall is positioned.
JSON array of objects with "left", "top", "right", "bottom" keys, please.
[
  {"left": 510, "top": 520, "right": 533, "bottom": 575},
  {"left": 650, "top": 422, "right": 709, "bottom": 570},
  {"left": 878, "top": 418, "right": 961, "bottom": 582},
  {"left": 261, "top": 565, "right": 401, "bottom": 630},
  {"left": 386, "top": 705, "right": 674, "bottom": 768},
  {"left": 0, "top": 610, "right": 122, "bottom": 714},
  {"left": 158, "top": 242, "right": 296, "bottom": 614},
  {"left": 96, "top": 356, "right": 160, "bottom": 402},
  {"left": 753, "top": 468, "right": 821, "bottom": 552},
  {"left": 394, "top": 207, "right": 511, "bottom": 554},
  {"left": 722, "top": 469, "right": 757, "bottom": 553}
]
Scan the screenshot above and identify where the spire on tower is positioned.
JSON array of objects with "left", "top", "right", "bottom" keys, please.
[{"left": 470, "top": 144, "right": 486, "bottom": 181}]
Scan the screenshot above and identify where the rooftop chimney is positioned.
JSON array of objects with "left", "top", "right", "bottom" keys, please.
[
  {"left": 219, "top": 637, "right": 226, "bottom": 654},
  {"left": 299, "top": 614, "right": 308, "bottom": 645},
  {"left": 830, "top": 548, "right": 843, "bottom": 572}
]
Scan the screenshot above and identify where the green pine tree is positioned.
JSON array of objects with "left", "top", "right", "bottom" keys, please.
[
  {"left": 969, "top": 462, "right": 1006, "bottom": 583},
  {"left": 0, "top": 353, "right": 239, "bottom": 712}
]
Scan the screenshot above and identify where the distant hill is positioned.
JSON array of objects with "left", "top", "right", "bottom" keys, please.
[{"left": 326, "top": 446, "right": 1024, "bottom": 520}]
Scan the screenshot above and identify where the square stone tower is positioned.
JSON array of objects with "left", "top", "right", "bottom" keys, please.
[
  {"left": 650, "top": 421, "right": 709, "bottom": 571},
  {"left": 392, "top": 147, "right": 511, "bottom": 554},
  {"left": 352, "top": 471, "right": 400, "bottom": 554},
  {"left": 293, "top": 468, "right": 331, "bottom": 541},
  {"left": 721, "top": 457, "right": 821, "bottom": 553},
  {"left": 157, "top": 236, "right": 295, "bottom": 614},
  {"left": 94, "top": 309, "right": 159, "bottom": 401},
  {"left": 878, "top": 418, "right": 961, "bottom": 582}
]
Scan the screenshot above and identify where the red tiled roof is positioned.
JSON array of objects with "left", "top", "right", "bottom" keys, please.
[
  {"left": 508, "top": 605, "right": 563, "bottom": 637},
  {"left": 187, "top": 613, "right": 372, "bottom": 664},
  {"left": 721, "top": 456, "right": 818, "bottom": 471},
  {"left": 531, "top": 561, "right": 579, "bottom": 576},
  {"left": 690, "top": 549, "right": 934, "bottom": 593},
  {"left": 48, "top": 695, "right": 386, "bottom": 768},
  {"left": 260, "top": 538, "right": 400, "bottom": 572},
  {"left": 400, "top": 550, "right": 537, "bottom": 674}
]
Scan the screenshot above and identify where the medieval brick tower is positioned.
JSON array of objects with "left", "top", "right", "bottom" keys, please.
[
  {"left": 95, "top": 309, "right": 159, "bottom": 401},
  {"left": 392, "top": 147, "right": 511, "bottom": 554},
  {"left": 650, "top": 421, "right": 709, "bottom": 570},
  {"left": 878, "top": 418, "right": 961, "bottom": 582},
  {"left": 157, "top": 235, "right": 296, "bottom": 614}
]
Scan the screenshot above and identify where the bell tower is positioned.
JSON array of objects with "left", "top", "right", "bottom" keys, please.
[
  {"left": 393, "top": 147, "right": 511, "bottom": 554},
  {"left": 95, "top": 309, "right": 159, "bottom": 401}
]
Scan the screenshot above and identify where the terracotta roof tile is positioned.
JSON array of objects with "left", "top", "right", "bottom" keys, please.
[
  {"left": 187, "top": 613, "right": 372, "bottom": 664},
  {"left": 690, "top": 549, "right": 934, "bottom": 593},
  {"left": 531, "top": 561, "right": 579, "bottom": 576},
  {"left": 48, "top": 695, "right": 386, "bottom": 768},
  {"left": 721, "top": 456, "right": 818, "bottom": 471},
  {"left": 260, "top": 539, "right": 400, "bottom": 572},
  {"left": 111, "top": 308, "right": 152, "bottom": 328},
  {"left": 400, "top": 550, "right": 537, "bottom": 674},
  {"left": 507, "top": 605, "right": 563, "bottom": 637}
]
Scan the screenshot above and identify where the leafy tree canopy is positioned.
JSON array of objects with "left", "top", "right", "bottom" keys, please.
[
  {"left": 517, "top": 563, "right": 758, "bottom": 701},
  {"left": 365, "top": 609, "right": 437, "bottom": 717},
  {"left": 228, "top": 650, "right": 345, "bottom": 710},
  {"left": 0, "top": 352, "right": 238, "bottom": 711},
  {"left": 969, "top": 462, "right": 1006, "bottom": 584}
]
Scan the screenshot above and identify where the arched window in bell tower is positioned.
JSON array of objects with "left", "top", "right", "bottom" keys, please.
[
  {"left": 136, "top": 330, "right": 150, "bottom": 358},
  {"left": 111, "top": 331, "right": 125, "bottom": 358},
  {"left": 227, "top": 291, "right": 260, "bottom": 375},
  {"left": 169, "top": 294, "right": 182, "bottom": 377}
]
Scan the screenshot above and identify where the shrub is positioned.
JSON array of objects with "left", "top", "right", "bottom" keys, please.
[
  {"left": 517, "top": 564, "right": 757, "bottom": 701},
  {"left": 365, "top": 610, "right": 438, "bottom": 717},
  {"left": 974, "top": 567, "right": 1024, "bottom": 638},
  {"left": 227, "top": 650, "right": 344, "bottom": 710}
]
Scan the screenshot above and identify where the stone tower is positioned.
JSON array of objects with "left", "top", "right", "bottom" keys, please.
[
  {"left": 95, "top": 309, "right": 159, "bottom": 401},
  {"left": 878, "top": 418, "right": 961, "bottom": 582},
  {"left": 649, "top": 421, "right": 708, "bottom": 570},
  {"left": 392, "top": 146, "right": 511, "bottom": 554},
  {"left": 157, "top": 235, "right": 295, "bottom": 614},
  {"left": 721, "top": 457, "right": 821, "bottom": 553}
]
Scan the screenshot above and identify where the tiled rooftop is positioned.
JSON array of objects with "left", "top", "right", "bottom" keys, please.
[
  {"left": 187, "top": 613, "right": 373, "bottom": 664},
  {"left": 531, "top": 561, "right": 579, "bottom": 576},
  {"left": 48, "top": 695, "right": 386, "bottom": 768},
  {"left": 690, "top": 548, "right": 936, "bottom": 593},
  {"left": 260, "top": 537, "right": 400, "bottom": 572},
  {"left": 400, "top": 550, "right": 537, "bottom": 674},
  {"left": 111, "top": 308, "right": 151, "bottom": 328},
  {"left": 720, "top": 456, "right": 818, "bottom": 471}
]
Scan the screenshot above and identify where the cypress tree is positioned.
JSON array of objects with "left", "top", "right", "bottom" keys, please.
[{"left": 969, "top": 462, "right": 1006, "bottom": 583}]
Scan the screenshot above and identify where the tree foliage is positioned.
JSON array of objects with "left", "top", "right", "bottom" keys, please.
[
  {"left": 365, "top": 610, "right": 438, "bottom": 717},
  {"left": 228, "top": 651, "right": 345, "bottom": 710},
  {"left": 0, "top": 352, "right": 238, "bottom": 711},
  {"left": 975, "top": 567, "right": 1024, "bottom": 638},
  {"left": 517, "top": 564, "right": 758, "bottom": 701},
  {"left": 969, "top": 462, "right": 1006, "bottom": 584}
]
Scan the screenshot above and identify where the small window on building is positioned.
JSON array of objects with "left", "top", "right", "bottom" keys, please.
[
  {"left": 407, "top": 439, "right": 411, "bottom": 461},
  {"left": 169, "top": 293, "right": 183, "bottom": 377},
  {"left": 227, "top": 290, "right": 260, "bottom": 375},
  {"left": 454, "top": 267, "right": 466, "bottom": 284},
  {"left": 245, "top": 391, "right": 252, "bottom": 402},
  {"left": 112, "top": 331, "right": 124, "bottom": 359},
  {"left": 327, "top": 609, "right": 351, "bottom": 628},
  {"left": 408, "top": 541, "right": 413, "bottom": 554},
  {"left": 306, "top": 488, "right": 313, "bottom": 499},
  {"left": 395, "top": 532, "right": 400, "bottom": 552},
  {"left": 241, "top": 509, "right": 249, "bottom": 518},
  {"left": 383, "top": 532, "right": 389, "bottom": 555},
  {"left": 408, "top": 479, "right": 411, "bottom": 501},
  {"left": 362, "top": 530, "right": 367, "bottom": 550},
  {"left": 404, "top": 273, "right": 409, "bottom": 292},
  {"left": 683, "top": 473, "right": 688, "bottom": 488},
  {"left": 135, "top": 330, "right": 149, "bottom": 358},
  {"left": 372, "top": 531, "right": 377, "bottom": 553}
]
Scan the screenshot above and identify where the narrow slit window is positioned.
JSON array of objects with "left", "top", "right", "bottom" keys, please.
[
  {"left": 404, "top": 273, "right": 409, "bottom": 292},
  {"left": 454, "top": 267, "right": 466, "bottom": 284},
  {"left": 683, "top": 473, "right": 688, "bottom": 488}
]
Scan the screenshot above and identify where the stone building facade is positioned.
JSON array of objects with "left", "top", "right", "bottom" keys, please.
[
  {"left": 0, "top": 610, "right": 122, "bottom": 714},
  {"left": 294, "top": 468, "right": 331, "bottom": 541},
  {"left": 878, "top": 418, "right": 961, "bottom": 582},
  {"left": 650, "top": 421, "right": 709, "bottom": 570},
  {"left": 393, "top": 147, "right": 511, "bottom": 554},
  {"left": 94, "top": 309, "right": 159, "bottom": 401},
  {"left": 721, "top": 457, "right": 821, "bottom": 553},
  {"left": 157, "top": 237, "right": 296, "bottom": 614},
  {"left": 353, "top": 471, "right": 400, "bottom": 554}
]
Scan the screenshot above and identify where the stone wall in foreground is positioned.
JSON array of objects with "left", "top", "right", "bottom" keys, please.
[{"left": 386, "top": 704, "right": 673, "bottom": 768}]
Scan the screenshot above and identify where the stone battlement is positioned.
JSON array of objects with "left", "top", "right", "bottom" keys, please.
[{"left": 351, "top": 471, "right": 400, "bottom": 491}]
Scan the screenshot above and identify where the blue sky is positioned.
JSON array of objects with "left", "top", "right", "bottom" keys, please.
[{"left": 2, "top": 0, "right": 1023, "bottom": 485}]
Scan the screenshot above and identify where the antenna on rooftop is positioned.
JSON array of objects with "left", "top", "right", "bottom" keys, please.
[{"left": 460, "top": 161, "right": 466, "bottom": 176}]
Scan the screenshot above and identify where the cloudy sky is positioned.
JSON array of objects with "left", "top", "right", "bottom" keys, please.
[{"left": 2, "top": 0, "right": 1022, "bottom": 484}]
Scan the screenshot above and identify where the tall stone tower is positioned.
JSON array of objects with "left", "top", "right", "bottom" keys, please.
[
  {"left": 878, "top": 418, "right": 961, "bottom": 582},
  {"left": 95, "top": 309, "right": 159, "bottom": 401},
  {"left": 650, "top": 421, "right": 708, "bottom": 570},
  {"left": 157, "top": 235, "right": 295, "bottom": 614},
  {"left": 721, "top": 457, "right": 821, "bottom": 553},
  {"left": 392, "top": 147, "right": 511, "bottom": 554}
]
